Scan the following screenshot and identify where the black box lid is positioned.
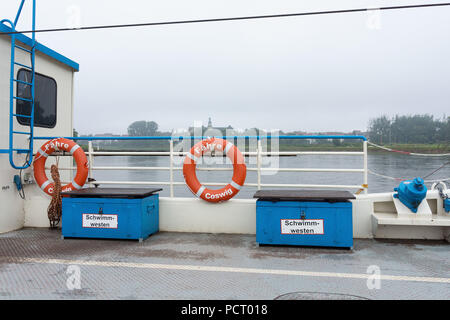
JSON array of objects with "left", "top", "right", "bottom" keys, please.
[
  {"left": 253, "top": 189, "right": 356, "bottom": 202},
  {"left": 62, "top": 188, "right": 162, "bottom": 199}
]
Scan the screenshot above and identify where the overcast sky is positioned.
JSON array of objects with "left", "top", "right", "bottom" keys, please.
[{"left": 2, "top": 0, "right": 450, "bottom": 135}]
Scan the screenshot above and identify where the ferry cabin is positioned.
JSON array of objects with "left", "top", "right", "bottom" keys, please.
[{"left": 0, "top": 22, "right": 79, "bottom": 232}]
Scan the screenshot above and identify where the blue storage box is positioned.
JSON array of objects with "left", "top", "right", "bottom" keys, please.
[
  {"left": 254, "top": 190, "right": 355, "bottom": 248},
  {"left": 62, "top": 188, "right": 162, "bottom": 241}
]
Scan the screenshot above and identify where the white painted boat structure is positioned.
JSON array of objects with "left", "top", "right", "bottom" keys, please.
[{"left": 1, "top": 12, "right": 449, "bottom": 242}]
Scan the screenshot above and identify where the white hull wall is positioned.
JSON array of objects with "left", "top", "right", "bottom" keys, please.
[
  {"left": 158, "top": 197, "right": 372, "bottom": 237},
  {"left": 159, "top": 197, "right": 257, "bottom": 234},
  {"left": 158, "top": 195, "right": 449, "bottom": 240},
  {"left": 0, "top": 35, "right": 74, "bottom": 233}
]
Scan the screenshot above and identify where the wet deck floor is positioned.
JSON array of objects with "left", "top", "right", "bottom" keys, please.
[{"left": 0, "top": 228, "right": 448, "bottom": 299}]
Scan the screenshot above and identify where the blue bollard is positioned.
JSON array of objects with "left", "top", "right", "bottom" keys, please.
[{"left": 393, "top": 177, "right": 427, "bottom": 213}]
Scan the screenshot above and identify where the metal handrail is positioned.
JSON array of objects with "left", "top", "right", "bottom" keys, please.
[
  {"left": 35, "top": 135, "right": 367, "bottom": 141},
  {"left": 37, "top": 135, "right": 369, "bottom": 196}
]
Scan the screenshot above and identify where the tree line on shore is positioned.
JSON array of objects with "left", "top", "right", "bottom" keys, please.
[{"left": 367, "top": 114, "right": 449, "bottom": 145}]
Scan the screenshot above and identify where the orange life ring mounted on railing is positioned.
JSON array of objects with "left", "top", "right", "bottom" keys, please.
[
  {"left": 34, "top": 138, "right": 89, "bottom": 196},
  {"left": 183, "top": 138, "right": 246, "bottom": 202}
]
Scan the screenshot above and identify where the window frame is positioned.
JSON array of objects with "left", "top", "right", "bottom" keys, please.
[{"left": 16, "top": 68, "right": 58, "bottom": 129}]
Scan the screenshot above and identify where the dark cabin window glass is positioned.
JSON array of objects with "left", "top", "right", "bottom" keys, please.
[{"left": 16, "top": 69, "right": 57, "bottom": 128}]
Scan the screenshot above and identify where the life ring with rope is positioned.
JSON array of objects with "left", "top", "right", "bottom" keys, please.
[
  {"left": 183, "top": 138, "right": 246, "bottom": 202},
  {"left": 34, "top": 138, "right": 89, "bottom": 196}
]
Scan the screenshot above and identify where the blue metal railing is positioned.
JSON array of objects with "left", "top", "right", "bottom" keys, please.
[
  {"left": 34, "top": 135, "right": 367, "bottom": 141},
  {"left": 0, "top": 0, "right": 36, "bottom": 169}
]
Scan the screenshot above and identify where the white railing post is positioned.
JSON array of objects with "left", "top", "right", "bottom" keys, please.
[
  {"left": 88, "top": 141, "right": 94, "bottom": 182},
  {"left": 169, "top": 139, "right": 174, "bottom": 197},
  {"left": 363, "top": 140, "right": 368, "bottom": 194},
  {"left": 257, "top": 139, "right": 262, "bottom": 190}
]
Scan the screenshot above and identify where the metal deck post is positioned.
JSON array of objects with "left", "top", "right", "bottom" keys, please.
[
  {"left": 169, "top": 139, "right": 174, "bottom": 197},
  {"left": 363, "top": 140, "right": 368, "bottom": 194},
  {"left": 257, "top": 139, "right": 262, "bottom": 190}
]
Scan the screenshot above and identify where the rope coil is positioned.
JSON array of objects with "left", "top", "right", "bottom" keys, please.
[
  {"left": 367, "top": 141, "right": 450, "bottom": 157},
  {"left": 47, "top": 164, "right": 62, "bottom": 228}
]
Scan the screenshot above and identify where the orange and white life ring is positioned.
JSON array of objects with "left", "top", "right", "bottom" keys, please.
[
  {"left": 183, "top": 138, "right": 246, "bottom": 202},
  {"left": 33, "top": 138, "right": 89, "bottom": 196}
]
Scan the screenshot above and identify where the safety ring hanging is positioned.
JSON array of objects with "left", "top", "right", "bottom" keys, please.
[
  {"left": 183, "top": 138, "right": 247, "bottom": 202},
  {"left": 34, "top": 138, "right": 89, "bottom": 196}
]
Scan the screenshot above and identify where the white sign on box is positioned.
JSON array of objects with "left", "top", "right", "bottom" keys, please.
[
  {"left": 281, "top": 219, "right": 324, "bottom": 235},
  {"left": 82, "top": 213, "right": 118, "bottom": 229}
]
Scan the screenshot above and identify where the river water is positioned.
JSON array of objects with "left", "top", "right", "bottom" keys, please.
[{"left": 89, "top": 153, "right": 450, "bottom": 198}]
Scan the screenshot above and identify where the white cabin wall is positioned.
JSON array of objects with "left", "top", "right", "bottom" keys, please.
[
  {"left": 0, "top": 34, "right": 75, "bottom": 232},
  {"left": 0, "top": 35, "right": 26, "bottom": 233},
  {"left": 23, "top": 50, "right": 75, "bottom": 228}
]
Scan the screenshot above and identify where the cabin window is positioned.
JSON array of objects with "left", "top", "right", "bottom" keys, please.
[{"left": 16, "top": 69, "right": 57, "bottom": 128}]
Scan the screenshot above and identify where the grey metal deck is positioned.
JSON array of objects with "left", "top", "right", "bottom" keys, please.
[{"left": 0, "top": 228, "right": 448, "bottom": 300}]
